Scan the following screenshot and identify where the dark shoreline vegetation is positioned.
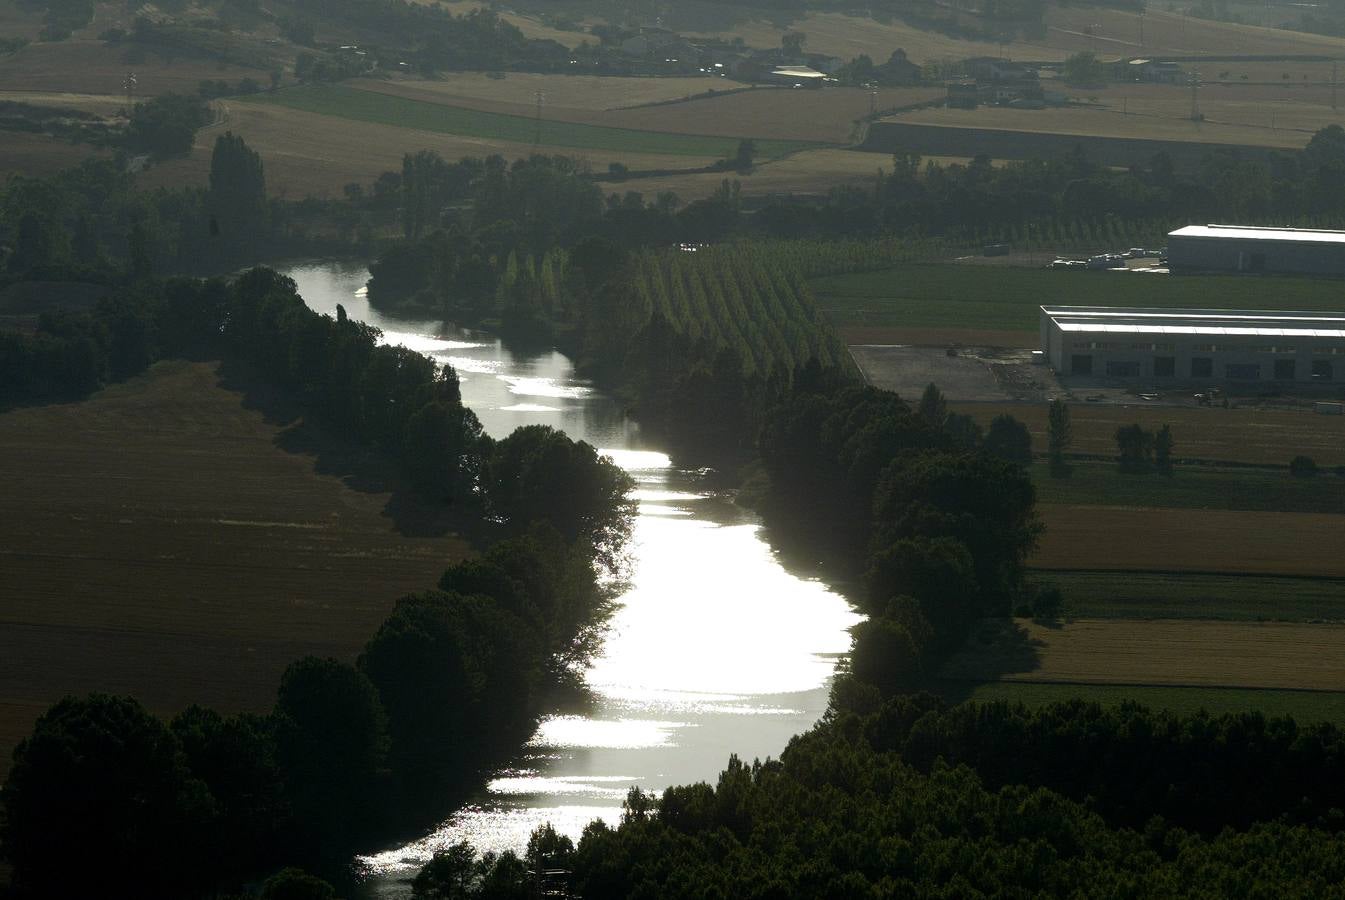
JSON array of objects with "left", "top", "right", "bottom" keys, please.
[{"left": 0, "top": 266, "right": 638, "bottom": 896}]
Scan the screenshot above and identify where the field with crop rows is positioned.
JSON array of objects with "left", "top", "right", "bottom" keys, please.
[
  {"left": 1040, "top": 570, "right": 1345, "bottom": 622},
  {"left": 945, "top": 618, "right": 1345, "bottom": 689},
  {"left": 0, "top": 39, "right": 275, "bottom": 96},
  {"left": 680, "top": 2, "right": 1345, "bottom": 64},
  {"left": 811, "top": 265, "right": 1345, "bottom": 345},
  {"left": 352, "top": 73, "right": 735, "bottom": 113},
  {"left": 355, "top": 78, "right": 940, "bottom": 144},
  {"left": 959, "top": 681, "right": 1345, "bottom": 724},
  {"left": 957, "top": 402, "right": 1345, "bottom": 466},
  {"left": 1032, "top": 504, "right": 1345, "bottom": 576},
  {"left": 1029, "top": 461, "right": 1345, "bottom": 514},
  {"left": 245, "top": 84, "right": 822, "bottom": 158},
  {"left": 886, "top": 94, "right": 1326, "bottom": 151},
  {"left": 135, "top": 101, "right": 726, "bottom": 198},
  {"left": 0, "top": 360, "right": 471, "bottom": 776}
]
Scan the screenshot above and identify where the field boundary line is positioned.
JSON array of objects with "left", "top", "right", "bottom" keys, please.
[
  {"left": 1028, "top": 566, "right": 1345, "bottom": 583},
  {"left": 947, "top": 677, "right": 1345, "bottom": 696}
]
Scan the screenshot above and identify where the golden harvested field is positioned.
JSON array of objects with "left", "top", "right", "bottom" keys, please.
[
  {"left": 944, "top": 618, "right": 1345, "bottom": 691},
  {"left": 682, "top": 4, "right": 1345, "bottom": 65},
  {"left": 352, "top": 79, "right": 940, "bottom": 143},
  {"left": 135, "top": 101, "right": 721, "bottom": 197},
  {"left": 1033, "top": 504, "right": 1345, "bottom": 577},
  {"left": 887, "top": 101, "right": 1311, "bottom": 150},
  {"left": 685, "top": 11, "right": 1055, "bottom": 65},
  {"left": 0, "top": 40, "right": 273, "bottom": 96},
  {"left": 0, "top": 360, "right": 472, "bottom": 776},
  {"left": 613, "top": 148, "right": 885, "bottom": 199},
  {"left": 1045, "top": 5, "right": 1345, "bottom": 58},
  {"left": 957, "top": 402, "right": 1345, "bottom": 467},
  {"left": 351, "top": 73, "right": 732, "bottom": 112}
]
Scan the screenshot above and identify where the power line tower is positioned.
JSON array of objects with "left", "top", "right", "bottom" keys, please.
[{"left": 533, "top": 90, "right": 546, "bottom": 145}]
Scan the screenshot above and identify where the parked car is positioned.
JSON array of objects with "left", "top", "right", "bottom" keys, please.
[{"left": 1087, "top": 254, "right": 1127, "bottom": 270}]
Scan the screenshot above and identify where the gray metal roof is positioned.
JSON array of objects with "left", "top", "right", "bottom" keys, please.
[
  {"left": 1168, "top": 224, "right": 1345, "bottom": 244},
  {"left": 1041, "top": 305, "right": 1345, "bottom": 338}
]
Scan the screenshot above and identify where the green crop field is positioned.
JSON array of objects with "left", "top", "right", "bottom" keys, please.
[
  {"left": 957, "top": 681, "right": 1345, "bottom": 725},
  {"left": 810, "top": 265, "right": 1345, "bottom": 336},
  {"left": 1029, "top": 461, "right": 1345, "bottom": 515},
  {"left": 1035, "top": 570, "right": 1345, "bottom": 622},
  {"left": 245, "top": 83, "right": 822, "bottom": 159}
]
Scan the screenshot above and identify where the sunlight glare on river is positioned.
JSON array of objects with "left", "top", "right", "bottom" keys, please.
[{"left": 278, "top": 261, "right": 861, "bottom": 896}]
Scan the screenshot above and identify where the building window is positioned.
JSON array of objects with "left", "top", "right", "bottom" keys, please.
[
  {"left": 1313, "top": 359, "right": 1334, "bottom": 381},
  {"left": 1191, "top": 357, "right": 1213, "bottom": 377},
  {"left": 1071, "top": 354, "right": 1093, "bottom": 375},
  {"left": 1192, "top": 344, "right": 1218, "bottom": 353},
  {"left": 1073, "top": 341, "right": 1116, "bottom": 350},
  {"left": 1106, "top": 360, "right": 1141, "bottom": 377},
  {"left": 1154, "top": 356, "right": 1175, "bottom": 377},
  {"left": 1226, "top": 363, "right": 1260, "bottom": 380},
  {"left": 1274, "top": 359, "right": 1296, "bottom": 380},
  {"left": 1131, "top": 342, "right": 1174, "bottom": 351}
]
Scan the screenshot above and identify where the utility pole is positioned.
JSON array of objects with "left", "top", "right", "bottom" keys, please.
[
  {"left": 533, "top": 90, "right": 545, "bottom": 146},
  {"left": 869, "top": 88, "right": 878, "bottom": 116},
  {"left": 1189, "top": 69, "right": 1201, "bottom": 121},
  {"left": 1333, "top": 60, "right": 1338, "bottom": 111},
  {"left": 1138, "top": 10, "right": 1145, "bottom": 48}
]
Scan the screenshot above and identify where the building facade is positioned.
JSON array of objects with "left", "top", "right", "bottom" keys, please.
[
  {"left": 1167, "top": 224, "right": 1345, "bottom": 276},
  {"left": 1040, "top": 306, "right": 1345, "bottom": 384}
]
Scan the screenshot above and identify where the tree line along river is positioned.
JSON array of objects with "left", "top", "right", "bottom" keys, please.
[{"left": 279, "top": 261, "right": 861, "bottom": 897}]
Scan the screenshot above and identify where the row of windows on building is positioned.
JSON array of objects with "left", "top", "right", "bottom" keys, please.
[
  {"left": 1072, "top": 340, "right": 1345, "bottom": 355},
  {"left": 1071, "top": 355, "right": 1335, "bottom": 380}
]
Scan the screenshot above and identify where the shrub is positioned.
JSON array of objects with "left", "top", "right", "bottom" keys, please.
[{"left": 1290, "top": 455, "right": 1318, "bottom": 477}]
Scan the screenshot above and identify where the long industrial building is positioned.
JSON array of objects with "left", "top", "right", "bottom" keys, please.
[
  {"left": 1040, "top": 305, "right": 1345, "bottom": 383},
  {"left": 1167, "top": 224, "right": 1345, "bottom": 275}
]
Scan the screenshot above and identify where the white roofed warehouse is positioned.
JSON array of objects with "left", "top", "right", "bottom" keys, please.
[
  {"left": 1168, "top": 224, "right": 1345, "bottom": 276},
  {"left": 1040, "top": 306, "right": 1345, "bottom": 384}
]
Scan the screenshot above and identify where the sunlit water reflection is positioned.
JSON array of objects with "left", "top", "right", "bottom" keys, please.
[{"left": 280, "top": 261, "right": 861, "bottom": 895}]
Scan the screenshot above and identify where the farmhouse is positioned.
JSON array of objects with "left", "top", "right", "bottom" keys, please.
[
  {"left": 1168, "top": 224, "right": 1345, "bottom": 276},
  {"left": 1040, "top": 305, "right": 1345, "bottom": 383}
]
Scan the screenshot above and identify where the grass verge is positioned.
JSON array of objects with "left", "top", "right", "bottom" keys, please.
[
  {"left": 1029, "top": 461, "right": 1345, "bottom": 514},
  {"left": 1035, "top": 570, "right": 1345, "bottom": 622}
]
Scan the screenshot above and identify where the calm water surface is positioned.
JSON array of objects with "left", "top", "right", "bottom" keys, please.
[{"left": 280, "top": 261, "right": 861, "bottom": 895}]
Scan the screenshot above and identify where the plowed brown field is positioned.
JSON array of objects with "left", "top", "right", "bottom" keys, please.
[
  {"left": 1033, "top": 504, "right": 1345, "bottom": 577},
  {"left": 0, "top": 360, "right": 471, "bottom": 774},
  {"left": 944, "top": 618, "right": 1345, "bottom": 691}
]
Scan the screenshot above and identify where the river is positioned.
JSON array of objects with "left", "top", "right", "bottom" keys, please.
[{"left": 279, "top": 261, "right": 862, "bottom": 895}]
